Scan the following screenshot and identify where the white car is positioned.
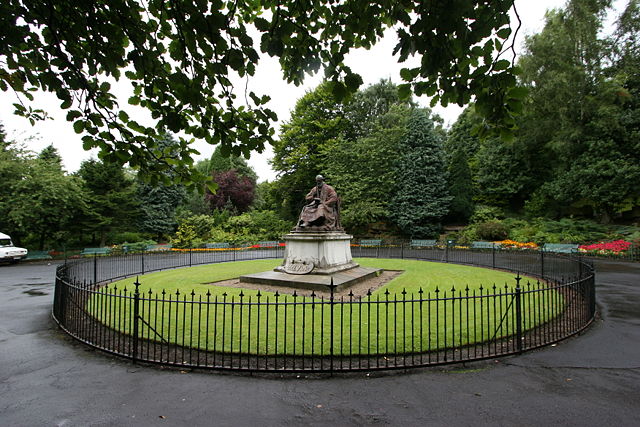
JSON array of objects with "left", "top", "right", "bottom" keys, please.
[{"left": 0, "top": 232, "right": 28, "bottom": 263}]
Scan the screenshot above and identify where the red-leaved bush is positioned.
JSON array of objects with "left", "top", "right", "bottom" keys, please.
[{"left": 205, "top": 169, "right": 255, "bottom": 212}]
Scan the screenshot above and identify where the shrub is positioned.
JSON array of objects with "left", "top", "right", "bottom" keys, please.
[
  {"left": 475, "top": 221, "right": 509, "bottom": 241},
  {"left": 172, "top": 224, "right": 199, "bottom": 248},
  {"left": 111, "top": 232, "right": 151, "bottom": 245},
  {"left": 469, "top": 205, "right": 504, "bottom": 224},
  {"left": 456, "top": 225, "right": 478, "bottom": 245},
  {"left": 122, "top": 239, "right": 157, "bottom": 252}
]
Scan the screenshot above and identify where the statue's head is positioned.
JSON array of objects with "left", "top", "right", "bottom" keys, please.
[{"left": 315, "top": 175, "right": 324, "bottom": 185}]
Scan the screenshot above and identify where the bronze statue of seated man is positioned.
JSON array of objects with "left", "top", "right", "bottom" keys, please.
[{"left": 296, "top": 175, "right": 341, "bottom": 232}]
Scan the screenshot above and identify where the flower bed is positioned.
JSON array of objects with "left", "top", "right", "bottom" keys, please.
[
  {"left": 494, "top": 240, "right": 539, "bottom": 250},
  {"left": 578, "top": 240, "right": 631, "bottom": 256}
]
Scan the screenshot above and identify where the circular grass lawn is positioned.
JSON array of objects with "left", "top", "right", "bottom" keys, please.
[{"left": 88, "top": 259, "right": 562, "bottom": 356}]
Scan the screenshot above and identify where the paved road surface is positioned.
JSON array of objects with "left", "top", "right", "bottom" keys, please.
[{"left": 1, "top": 260, "right": 638, "bottom": 426}]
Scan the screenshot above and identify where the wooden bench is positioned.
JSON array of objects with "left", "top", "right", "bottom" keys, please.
[
  {"left": 205, "top": 242, "right": 230, "bottom": 249},
  {"left": 359, "top": 239, "right": 382, "bottom": 247},
  {"left": 81, "top": 247, "right": 111, "bottom": 256},
  {"left": 471, "top": 241, "right": 495, "bottom": 249},
  {"left": 26, "top": 250, "right": 52, "bottom": 260},
  {"left": 409, "top": 239, "right": 437, "bottom": 248},
  {"left": 145, "top": 244, "right": 172, "bottom": 252},
  {"left": 542, "top": 243, "right": 579, "bottom": 253}
]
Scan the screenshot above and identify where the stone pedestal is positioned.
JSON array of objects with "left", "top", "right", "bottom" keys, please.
[
  {"left": 274, "top": 231, "right": 358, "bottom": 275},
  {"left": 239, "top": 231, "right": 379, "bottom": 292}
]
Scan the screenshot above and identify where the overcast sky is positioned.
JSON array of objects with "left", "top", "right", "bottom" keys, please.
[{"left": 0, "top": 1, "right": 620, "bottom": 182}]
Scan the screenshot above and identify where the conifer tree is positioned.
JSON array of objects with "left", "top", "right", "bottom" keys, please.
[
  {"left": 447, "top": 148, "right": 474, "bottom": 222},
  {"left": 389, "top": 109, "right": 451, "bottom": 238}
]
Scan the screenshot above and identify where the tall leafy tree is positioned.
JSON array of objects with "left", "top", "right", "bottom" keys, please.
[
  {"left": 389, "top": 109, "right": 451, "bottom": 238},
  {"left": 270, "top": 82, "right": 349, "bottom": 221},
  {"left": 2, "top": 0, "right": 523, "bottom": 184},
  {"left": 208, "top": 146, "right": 257, "bottom": 183},
  {"left": 0, "top": 141, "right": 87, "bottom": 249},
  {"left": 343, "top": 79, "right": 413, "bottom": 139},
  {"left": 516, "top": 0, "right": 640, "bottom": 221},
  {"left": 324, "top": 104, "right": 410, "bottom": 233}
]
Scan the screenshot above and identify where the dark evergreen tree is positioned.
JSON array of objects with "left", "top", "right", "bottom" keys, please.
[
  {"left": 389, "top": 109, "right": 451, "bottom": 238},
  {"left": 137, "top": 181, "right": 186, "bottom": 239},
  {"left": 77, "top": 159, "right": 141, "bottom": 246},
  {"left": 38, "top": 144, "right": 63, "bottom": 166},
  {"left": 447, "top": 148, "right": 474, "bottom": 222}
]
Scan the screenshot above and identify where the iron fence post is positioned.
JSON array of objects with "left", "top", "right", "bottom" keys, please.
[
  {"left": 515, "top": 273, "right": 523, "bottom": 353},
  {"left": 93, "top": 253, "right": 97, "bottom": 285},
  {"left": 141, "top": 251, "right": 145, "bottom": 275},
  {"left": 445, "top": 242, "right": 449, "bottom": 263},
  {"left": 578, "top": 253, "right": 583, "bottom": 278},
  {"left": 328, "top": 278, "right": 337, "bottom": 375},
  {"left": 401, "top": 242, "right": 404, "bottom": 259},
  {"left": 492, "top": 244, "right": 496, "bottom": 269},
  {"left": 540, "top": 249, "right": 545, "bottom": 278},
  {"left": 133, "top": 277, "right": 141, "bottom": 364},
  {"left": 189, "top": 247, "right": 192, "bottom": 267}
]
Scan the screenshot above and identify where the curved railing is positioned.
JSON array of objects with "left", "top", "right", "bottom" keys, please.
[{"left": 52, "top": 245, "right": 595, "bottom": 372}]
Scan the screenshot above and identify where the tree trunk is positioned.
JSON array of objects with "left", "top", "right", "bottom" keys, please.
[{"left": 39, "top": 231, "right": 46, "bottom": 251}]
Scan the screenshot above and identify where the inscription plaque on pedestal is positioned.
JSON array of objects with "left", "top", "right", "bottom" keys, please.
[{"left": 282, "top": 260, "right": 315, "bottom": 275}]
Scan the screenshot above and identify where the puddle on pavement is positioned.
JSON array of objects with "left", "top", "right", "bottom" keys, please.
[{"left": 23, "top": 289, "right": 49, "bottom": 296}]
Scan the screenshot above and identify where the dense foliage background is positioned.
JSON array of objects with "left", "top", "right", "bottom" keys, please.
[{"left": 1, "top": 0, "right": 639, "bottom": 251}]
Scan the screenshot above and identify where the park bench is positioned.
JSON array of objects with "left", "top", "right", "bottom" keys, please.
[
  {"left": 471, "top": 241, "right": 495, "bottom": 249},
  {"left": 145, "top": 244, "right": 172, "bottom": 252},
  {"left": 26, "top": 250, "right": 52, "bottom": 260},
  {"left": 205, "top": 242, "right": 230, "bottom": 249},
  {"left": 359, "top": 239, "right": 382, "bottom": 247},
  {"left": 409, "top": 239, "right": 437, "bottom": 248},
  {"left": 542, "top": 243, "right": 579, "bottom": 253},
  {"left": 81, "top": 247, "right": 111, "bottom": 256}
]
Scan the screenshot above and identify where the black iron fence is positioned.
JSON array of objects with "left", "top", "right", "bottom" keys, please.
[{"left": 53, "top": 245, "right": 595, "bottom": 372}]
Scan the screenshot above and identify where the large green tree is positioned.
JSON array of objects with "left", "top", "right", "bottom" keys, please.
[
  {"left": 270, "top": 81, "right": 349, "bottom": 221},
  {"left": 324, "top": 103, "right": 410, "bottom": 233},
  {"left": 0, "top": 141, "right": 87, "bottom": 249},
  {"left": 77, "top": 159, "right": 141, "bottom": 245},
  {"left": 2, "top": 0, "right": 524, "bottom": 184},
  {"left": 516, "top": 0, "right": 640, "bottom": 221},
  {"left": 389, "top": 109, "right": 451, "bottom": 238},
  {"left": 208, "top": 145, "right": 258, "bottom": 183},
  {"left": 137, "top": 180, "right": 186, "bottom": 239},
  {"left": 446, "top": 147, "right": 474, "bottom": 222}
]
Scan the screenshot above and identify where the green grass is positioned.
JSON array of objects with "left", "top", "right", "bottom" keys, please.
[{"left": 87, "top": 259, "right": 564, "bottom": 356}]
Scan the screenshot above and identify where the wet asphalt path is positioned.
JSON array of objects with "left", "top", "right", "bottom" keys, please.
[{"left": 0, "top": 260, "right": 638, "bottom": 426}]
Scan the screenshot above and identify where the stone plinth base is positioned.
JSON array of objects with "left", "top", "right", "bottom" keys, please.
[
  {"left": 239, "top": 267, "right": 382, "bottom": 293},
  {"left": 274, "top": 231, "right": 357, "bottom": 275}
]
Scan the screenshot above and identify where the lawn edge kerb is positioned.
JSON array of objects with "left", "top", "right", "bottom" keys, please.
[{"left": 86, "top": 259, "right": 563, "bottom": 356}]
